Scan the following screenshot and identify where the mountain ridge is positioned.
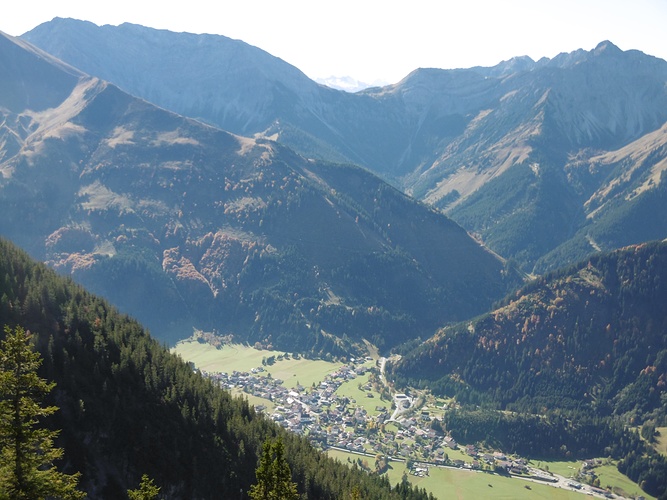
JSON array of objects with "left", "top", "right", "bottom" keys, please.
[
  {"left": 23, "top": 19, "right": 667, "bottom": 273},
  {"left": 0, "top": 31, "right": 518, "bottom": 350}
]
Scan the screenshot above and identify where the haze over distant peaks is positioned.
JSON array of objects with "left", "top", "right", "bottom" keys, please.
[
  {"left": 21, "top": 19, "right": 667, "bottom": 278},
  {"left": 315, "top": 75, "right": 388, "bottom": 92}
]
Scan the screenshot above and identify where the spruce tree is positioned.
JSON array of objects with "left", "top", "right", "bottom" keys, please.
[
  {"left": 249, "top": 437, "right": 298, "bottom": 500},
  {"left": 0, "top": 325, "right": 84, "bottom": 499},
  {"left": 128, "top": 474, "right": 161, "bottom": 500}
]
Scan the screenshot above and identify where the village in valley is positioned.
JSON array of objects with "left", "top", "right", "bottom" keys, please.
[{"left": 185, "top": 345, "right": 627, "bottom": 499}]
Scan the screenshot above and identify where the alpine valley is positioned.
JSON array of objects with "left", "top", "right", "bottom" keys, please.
[{"left": 0, "top": 16, "right": 666, "bottom": 500}]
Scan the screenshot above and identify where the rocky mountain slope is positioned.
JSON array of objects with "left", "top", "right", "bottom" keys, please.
[
  {"left": 21, "top": 18, "right": 389, "bottom": 167},
  {"left": 23, "top": 20, "right": 667, "bottom": 273},
  {"left": 0, "top": 31, "right": 517, "bottom": 349}
]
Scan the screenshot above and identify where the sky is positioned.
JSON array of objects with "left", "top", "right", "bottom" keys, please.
[{"left": 2, "top": 0, "right": 667, "bottom": 84}]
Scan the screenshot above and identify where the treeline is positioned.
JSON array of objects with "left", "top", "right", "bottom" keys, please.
[
  {"left": 441, "top": 409, "right": 639, "bottom": 459},
  {"left": 618, "top": 450, "right": 667, "bottom": 498},
  {"left": 0, "top": 237, "right": 433, "bottom": 499}
]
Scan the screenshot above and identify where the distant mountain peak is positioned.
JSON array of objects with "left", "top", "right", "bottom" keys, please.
[
  {"left": 593, "top": 40, "right": 622, "bottom": 56},
  {"left": 485, "top": 55, "right": 536, "bottom": 76},
  {"left": 315, "top": 75, "right": 387, "bottom": 92}
]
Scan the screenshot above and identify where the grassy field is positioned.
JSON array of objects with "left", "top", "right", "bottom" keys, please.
[
  {"left": 534, "top": 459, "right": 656, "bottom": 500},
  {"left": 326, "top": 448, "right": 586, "bottom": 500},
  {"left": 172, "top": 340, "right": 266, "bottom": 373},
  {"left": 535, "top": 460, "right": 579, "bottom": 479},
  {"left": 396, "top": 467, "right": 584, "bottom": 500},
  {"left": 333, "top": 369, "right": 392, "bottom": 417},
  {"left": 171, "top": 340, "right": 339, "bottom": 389},
  {"left": 655, "top": 427, "right": 667, "bottom": 455},
  {"left": 595, "top": 464, "right": 655, "bottom": 499}
]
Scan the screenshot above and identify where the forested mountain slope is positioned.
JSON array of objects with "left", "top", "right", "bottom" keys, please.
[
  {"left": 0, "top": 31, "right": 518, "bottom": 350},
  {"left": 390, "top": 240, "right": 667, "bottom": 419},
  {"left": 0, "top": 237, "right": 433, "bottom": 499},
  {"left": 389, "top": 241, "right": 667, "bottom": 498}
]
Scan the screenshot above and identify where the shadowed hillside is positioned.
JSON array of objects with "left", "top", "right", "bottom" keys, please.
[
  {"left": 0, "top": 237, "right": 435, "bottom": 499},
  {"left": 390, "top": 240, "right": 667, "bottom": 418}
]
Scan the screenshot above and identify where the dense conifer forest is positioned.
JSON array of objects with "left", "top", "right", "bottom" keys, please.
[
  {"left": 390, "top": 241, "right": 667, "bottom": 498},
  {"left": 0, "top": 237, "right": 434, "bottom": 499}
]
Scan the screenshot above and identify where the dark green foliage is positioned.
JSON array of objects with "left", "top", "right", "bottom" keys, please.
[
  {"left": 0, "top": 325, "right": 84, "bottom": 500},
  {"left": 390, "top": 241, "right": 667, "bottom": 498},
  {"left": 441, "top": 409, "right": 638, "bottom": 459},
  {"left": 617, "top": 450, "right": 667, "bottom": 498},
  {"left": 391, "top": 240, "right": 667, "bottom": 420},
  {"left": 641, "top": 421, "right": 657, "bottom": 443},
  {"left": 0, "top": 237, "right": 432, "bottom": 499},
  {"left": 249, "top": 438, "right": 298, "bottom": 500},
  {"left": 75, "top": 249, "right": 192, "bottom": 344},
  {"left": 450, "top": 160, "right": 582, "bottom": 272},
  {"left": 537, "top": 169, "right": 667, "bottom": 273}
]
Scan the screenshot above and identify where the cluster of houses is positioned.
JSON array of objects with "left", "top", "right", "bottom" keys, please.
[
  {"left": 198, "top": 359, "right": 624, "bottom": 498},
  {"left": 207, "top": 367, "right": 292, "bottom": 404},
  {"left": 199, "top": 360, "right": 534, "bottom": 473},
  {"left": 203, "top": 361, "right": 373, "bottom": 438}
]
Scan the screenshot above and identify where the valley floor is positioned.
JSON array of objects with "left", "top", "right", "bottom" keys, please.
[{"left": 172, "top": 338, "right": 650, "bottom": 500}]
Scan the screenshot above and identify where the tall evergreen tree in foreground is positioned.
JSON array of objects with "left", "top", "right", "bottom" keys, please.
[
  {"left": 250, "top": 437, "right": 299, "bottom": 500},
  {"left": 0, "top": 325, "right": 84, "bottom": 500}
]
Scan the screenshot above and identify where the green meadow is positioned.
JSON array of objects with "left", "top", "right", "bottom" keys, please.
[
  {"left": 333, "top": 369, "right": 392, "bottom": 416},
  {"left": 535, "top": 460, "right": 579, "bottom": 479},
  {"left": 171, "top": 339, "right": 339, "bottom": 389},
  {"left": 326, "top": 448, "right": 585, "bottom": 500},
  {"left": 529, "top": 460, "right": 655, "bottom": 500},
  {"left": 655, "top": 427, "right": 667, "bottom": 456},
  {"left": 594, "top": 464, "right": 655, "bottom": 499}
]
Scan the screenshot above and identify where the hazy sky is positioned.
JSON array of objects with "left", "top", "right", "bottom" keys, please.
[{"left": 3, "top": 0, "right": 666, "bottom": 84}]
